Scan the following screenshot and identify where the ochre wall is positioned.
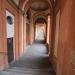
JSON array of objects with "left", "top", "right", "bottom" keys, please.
[
  {"left": 50, "top": 0, "right": 75, "bottom": 75},
  {"left": 0, "top": 0, "right": 8, "bottom": 69},
  {"left": 0, "top": 0, "right": 24, "bottom": 70},
  {"left": 29, "top": 18, "right": 34, "bottom": 44}
]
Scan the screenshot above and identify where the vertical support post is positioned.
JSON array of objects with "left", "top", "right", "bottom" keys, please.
[
  {"left": 23, "top": 14, "right": 26, "bottom": 51},
  {"left": 47, "top": 15, "right": 51, "bottom": 44}
]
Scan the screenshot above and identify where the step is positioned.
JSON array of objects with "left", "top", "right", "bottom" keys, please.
[
  {"left": 6, "top": 67, "right": 54, "bottom": 74},
  {"left": 0, "top": 71, "right": 54, "bottom": 75},
  {"left": 6, "top": 67, "right": 54, "bottom": 73}
]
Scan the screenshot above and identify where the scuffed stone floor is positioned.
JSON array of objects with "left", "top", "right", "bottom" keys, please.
[{"left": 0, "top": 43, "right": 56, "bottom": 75}]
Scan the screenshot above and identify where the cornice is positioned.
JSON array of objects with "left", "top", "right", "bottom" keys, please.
[{"left": 7, "top": 0, "right": 24, "bottom": 14}]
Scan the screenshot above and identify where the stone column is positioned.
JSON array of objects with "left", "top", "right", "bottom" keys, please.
[
  {"left": 0, "top": 0, "right": 8, "bottom": 70},
  {"left": 29, "top": 16, "right": 34, "bottom": 44},
  {"left": 47, "top": 15, "right": 51, "bottom": 44},
  {"left": 18, "top": 11, "right": 24, "bottom": 56},
  {"left": 23, "top": 13, "right": 26, "bottom": 51}
]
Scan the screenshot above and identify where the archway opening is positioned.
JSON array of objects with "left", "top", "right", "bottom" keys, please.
[{"left": 34, "top": 17, "right": 47, "bottom": 43}]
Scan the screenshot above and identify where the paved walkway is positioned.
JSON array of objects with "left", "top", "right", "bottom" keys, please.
[{"left": 0, "top": 43, "right": 56, "bottom": 75}]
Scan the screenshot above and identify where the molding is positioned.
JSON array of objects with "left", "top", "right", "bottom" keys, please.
[
  {"left": 7, "top": 0, "right": 24, "bottom": 14},
  {"left": 7, "top": 0, "right": 19, "bottom": 10},
  {"left": 0, "top": 52, "right": 8, "bottom": 55}
]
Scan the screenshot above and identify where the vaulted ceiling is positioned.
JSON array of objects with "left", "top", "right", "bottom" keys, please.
[
  {"left": 12, "top": 0, "right": 56, "bottom": 7},
  {"left": 30, "top": 1, "right": 49, "bottom": 11},
  {"left": 11, "top": 0, "right": 56, "bottom": 24}
]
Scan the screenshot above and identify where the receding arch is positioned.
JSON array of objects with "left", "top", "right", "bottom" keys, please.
[
  {"left": 32, "top": 12, "right": 48, "bottom": 25},
  {"left": 19, "top": 0, "right": 52, "bottom": 12},
  {"left": 34, "top": 17, "right": 47, "bottom": 25}
]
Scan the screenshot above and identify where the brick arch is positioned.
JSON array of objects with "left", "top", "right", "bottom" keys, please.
[{"left": 19, "top": 0, "right": 52, "bottom": 12}]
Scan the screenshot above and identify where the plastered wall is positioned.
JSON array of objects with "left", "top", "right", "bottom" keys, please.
[
  {"left": 50, "top": 0, "right": 75, "bottom": 75},
  {"left": 0, "top": 0, "right": 24, "bottom": 70}
]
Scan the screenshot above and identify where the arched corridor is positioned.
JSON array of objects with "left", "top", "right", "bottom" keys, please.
[{"left": 0, "top": 0, "right": 75, "bottom": 75}]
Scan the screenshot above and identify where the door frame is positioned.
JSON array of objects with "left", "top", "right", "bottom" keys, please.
[{"left": 6, "top": 10, "right": 16, "bottom": 62}]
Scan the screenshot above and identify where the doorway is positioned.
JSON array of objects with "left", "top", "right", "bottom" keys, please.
[
  {"left": 35, "top": 23, "right": 46, "bottom": 43},
  {"left": 6, "top": 11, "right": 15, "bottom": 63},
  {"left": 7, "top": 38, "right": 14, "bottom": 63}
]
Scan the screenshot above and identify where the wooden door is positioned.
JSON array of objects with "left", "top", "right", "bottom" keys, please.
[{"left": 7, "top": 38, "right": 14, "bottom": 63}]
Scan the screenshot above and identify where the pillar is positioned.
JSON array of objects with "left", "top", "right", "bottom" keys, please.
[
  {"left": 0, "top": 0, "right": 8, "bottom": 70},
  {"left": 23, "top": 14, "right": 26, "bottom": 51},
  {"left": 47, "top": 15, "right": 51, "bottom": 44},
  {"left": 18, "top": 11, "right": 24, "bottom": 56},
  {"left": 46, "top": 15, "right": 52, "bottom": 54},
  {"left": 29, "top": 16, "right": 34, "bottom": 44}
]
